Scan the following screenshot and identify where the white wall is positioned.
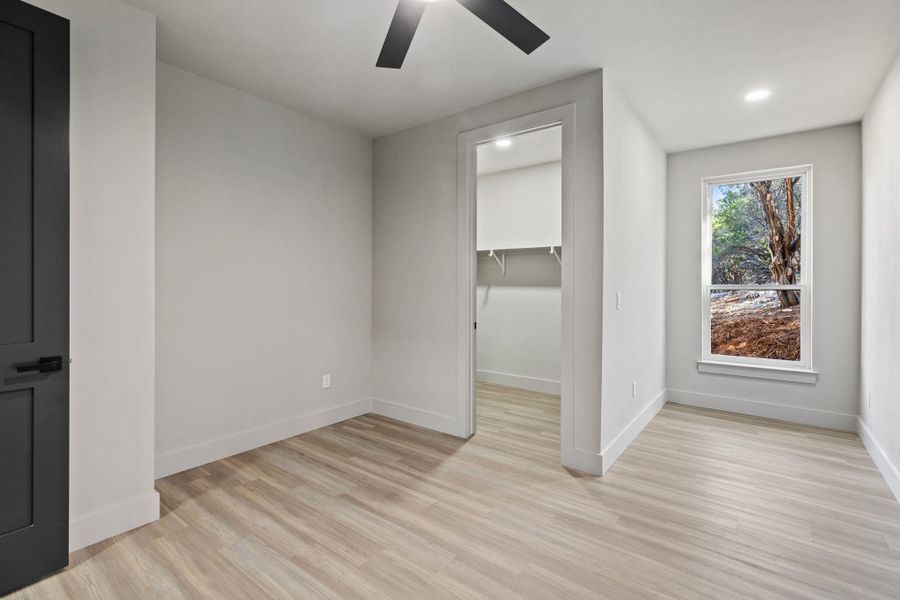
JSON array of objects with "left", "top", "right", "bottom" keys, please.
[
  {"left": 600, "top": 76, "right": 667, "bottom": 472},
  {"left": 476, "top": 251, "right": 561, "bottom": 394},
  {"left": 477, "top": 162, "right": 562, "bottom": 250},
  {"left": 860, "top": 53, "right": 900, "bottom": 501},
  {"left": 667, "top": 124, "right": 862, "bottom": 431},
  {"left": 24, "top": 0, "right": 159, "bottom": 551},
  {"left": 155, "top": 64, "right": 373, "bottom": 477},
  {"left": 372, "top": 71, "right": 605, "bottom": 471}
]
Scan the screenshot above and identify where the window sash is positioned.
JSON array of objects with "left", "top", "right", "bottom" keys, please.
[
  {"left": 701, "top": 165, "right": 813, "bottom": 372},
  {"left": 702, "top": 285, "right": 809, "bottom": 369}
]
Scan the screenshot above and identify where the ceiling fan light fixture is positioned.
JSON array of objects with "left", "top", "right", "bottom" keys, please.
[{"left": 377, "top": 0, "right": 549, "bottom": 69}]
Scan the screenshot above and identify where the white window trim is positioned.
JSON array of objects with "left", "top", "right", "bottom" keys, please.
[{"left": 699, "top": 164, "right": 815, "bottom": 382}]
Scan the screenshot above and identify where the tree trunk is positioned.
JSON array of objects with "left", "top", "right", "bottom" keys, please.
[{"left": 751, "top": 180, "right": 800, "bottom": 308}]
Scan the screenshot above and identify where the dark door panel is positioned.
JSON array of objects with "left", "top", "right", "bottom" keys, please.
[
  {"left": 0, "top": 389, "right": 34, "bottom": 536},
  {"left": 0, "top": 19, "right": 34, "bottom": 346},
  {"left": 0, "top": 0, "right": 69, "bottom": 595}
]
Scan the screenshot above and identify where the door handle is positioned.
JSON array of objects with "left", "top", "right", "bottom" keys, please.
[{"left": 15, "top": 356, "right": 64, "bottom": 373}]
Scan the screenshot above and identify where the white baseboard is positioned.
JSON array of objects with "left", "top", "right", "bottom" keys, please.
[
  {"left": 370, "top": 398, "right": 463, "bottom": 437},
  {"left": 155, "top": 399, "right": 372, "bottom": 478},
  {"left": 667, "top": 388, "right": 858, "bottom": 432},
  {"left": 69, "top": 490, "right": 160, "bottom": 552},
  {"left": 600, "top": 389, "right": 667, "bottom": 475},
  {"left": 476, "top": 370, "right": 561, "bottom": 395},
  {"left": 563, "top": 447, "right": 603, "bottom": 476},
  {"left": 858, "top": 418, "right": 900, "bottom": 503}
]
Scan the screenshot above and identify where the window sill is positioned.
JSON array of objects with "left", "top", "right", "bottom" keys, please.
[{"left": 697, "top": 360, "right": 818, "bottom": 384}]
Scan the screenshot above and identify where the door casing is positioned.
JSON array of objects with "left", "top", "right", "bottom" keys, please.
[{"left": 456, "top": 105, "right": 576, "bottom": 467}]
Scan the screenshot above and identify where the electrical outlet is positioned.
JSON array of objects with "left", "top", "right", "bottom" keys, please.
[
  {"left": 866, "top": 391, "right": 872, "bottom": 408},
  {"left": 322, "top": 374, "right": 331, "bottom": 389},
  {"left": 632, "top": 381, "right": 637, "bottom": 398}
]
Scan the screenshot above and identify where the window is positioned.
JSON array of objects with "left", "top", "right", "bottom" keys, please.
[{"left": 700, "top": 165, "right": 813, "bottom": 378}]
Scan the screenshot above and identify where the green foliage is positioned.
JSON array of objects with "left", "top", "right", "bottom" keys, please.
[{"left": 711, "top": 184, "right": 770, "bottom": 284}]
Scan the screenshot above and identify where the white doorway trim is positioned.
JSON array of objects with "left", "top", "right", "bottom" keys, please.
[{"left": 456, "top": 104, "right": 576, "bottom": 468}]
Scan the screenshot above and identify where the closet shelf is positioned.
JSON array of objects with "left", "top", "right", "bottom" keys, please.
[
  {"left": 550, "top": 246, "right": 562, "bottom": 265},
  {"left": 487, "top": 249, "right": 506, "bottom": 276},
  {"left": 476, "top": 245, "right": 562, "bottom": 254},
  {"left": 478, "top": 246, "right": 561, "bottom": 276}
]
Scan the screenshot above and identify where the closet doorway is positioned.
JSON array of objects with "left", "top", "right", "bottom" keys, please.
[{"left": 457, "top": 106, "right": 576, "bottom": 467}]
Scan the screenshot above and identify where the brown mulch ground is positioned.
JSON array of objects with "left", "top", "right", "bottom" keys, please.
[{"left": 711, "top": 292, "right": 800, "bottom": 361}]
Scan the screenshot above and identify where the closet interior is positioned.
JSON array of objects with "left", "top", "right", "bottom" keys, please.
[{"left": 475, "top": 125, "right": 563, "bottom": 397}]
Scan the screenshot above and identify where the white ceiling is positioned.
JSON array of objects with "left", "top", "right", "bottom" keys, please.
[
  {"left": 477, "top": 126, "right": 561, "bottom": 175},
  {"left": 125, "top": 0, "right": 900, "bottom": 151}
]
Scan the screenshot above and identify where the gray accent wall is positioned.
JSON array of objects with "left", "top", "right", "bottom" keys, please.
[
  {"left": 600, "top": 75, "right": 667, "bottom": 464},
  {"left": 476, "top": 251, "right": 562, "bottom": 394},
  {"left": 155, "top": 63, "right": 373, "bottom": 477},
  {"left": 860, "top": 52, "right": 900, "bottom": 500},
  {"left": 372, "top": 71, "right": 605, "bottom": 462},
  {"left": 667, "top": 124, "right": 863, "bottom": 430}
]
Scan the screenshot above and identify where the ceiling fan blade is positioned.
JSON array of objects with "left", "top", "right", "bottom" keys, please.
[
  {"left": 456, "top": 0, "right": 549, "bottom": 55},
  {"left": 376, "top": 0, "right": 428, "bottom": 69}
]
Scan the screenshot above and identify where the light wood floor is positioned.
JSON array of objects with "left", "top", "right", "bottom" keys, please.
[{"left": 9, "top": 383, "right": 900, "bottom": 599}]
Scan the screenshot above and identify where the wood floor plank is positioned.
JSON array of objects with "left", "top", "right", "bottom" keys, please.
[{"left": 7, "top": 383, "right": 900, "bottom": 599}]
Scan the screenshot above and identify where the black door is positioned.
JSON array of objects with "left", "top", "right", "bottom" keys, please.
[{"left": 0, "top": 0, "right": 69, "bottom": 595}]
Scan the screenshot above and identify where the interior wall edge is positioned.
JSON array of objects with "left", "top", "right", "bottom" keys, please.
[
  {"left": 858, "top": 417, "right": 900, "bottom": 503},
  {"left": 154, "top": 399, "right": 372, "bottom": 479},
  {"left": 667, "top": 388, "right": 858, "bottom": 432},
  {"left": 68, "top": 490, "right": 160, "bottom": 552}
]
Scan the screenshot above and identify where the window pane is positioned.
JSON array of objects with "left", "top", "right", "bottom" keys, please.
[
  {"left": 711, "top": 177, "right": 802, "bottom": 285},
  {"left": 710, "top": 290, "right": 800, "bottom": 361}
]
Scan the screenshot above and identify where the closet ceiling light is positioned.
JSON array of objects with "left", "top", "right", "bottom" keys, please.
[{"left": 495, "top": 138, "right": 513, "bottom": 148}]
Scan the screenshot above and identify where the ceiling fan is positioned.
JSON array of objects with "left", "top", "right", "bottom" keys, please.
[{"left": 377, "top": 0, "right": 549, "bottom": 69}]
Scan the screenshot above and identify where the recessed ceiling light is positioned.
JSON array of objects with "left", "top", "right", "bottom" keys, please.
[
  {"left": 744, "top": 89, "right": 771, "bottom": 102},
  {"left": 495, "top": 138, "right": 513, "bottom": 148}
]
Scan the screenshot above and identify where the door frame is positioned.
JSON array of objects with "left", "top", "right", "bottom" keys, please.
[{"left": 456, "top": 104, "right": 576, "bottom": 465}]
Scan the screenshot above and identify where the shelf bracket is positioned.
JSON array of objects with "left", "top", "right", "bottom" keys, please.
[
  {"left": 550, "top": 246, "right": 562, "bottom": 265},
  {"left": 489, "top": 249, "right": 506, "bottom": 276}
]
